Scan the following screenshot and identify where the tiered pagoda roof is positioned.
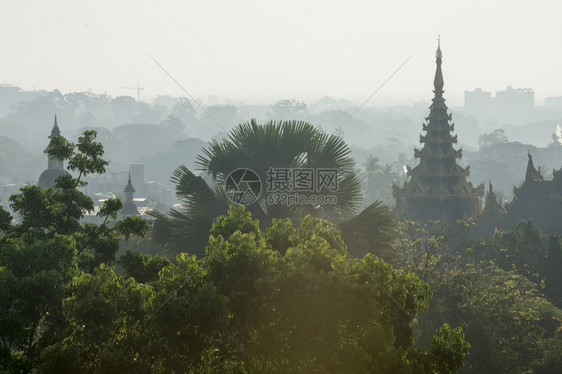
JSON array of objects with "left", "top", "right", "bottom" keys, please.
[{"left": 393, "top": 40, "right": 484, "bottom": 222}]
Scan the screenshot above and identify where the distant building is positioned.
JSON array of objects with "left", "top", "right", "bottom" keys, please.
[
  {"left": 84, "top": 161, "right": 174, "bottom": 216},
  {"left": 84, "top": 174, "right": 153, "bottom": 224},
  {"left": 393, "top": 41, "right": 484, "bottom": 222},
  {"left": 463, "top": 86, "right": 535, "bottom": 124},
  {"left": 37, "top": 115, "right": 71, "bottom": 189},
  {"left": 495, "top": 86, "right": 534, "bottom": 113},
  {"left": 464, "top": 88, "right": 491, "bottom": 113}
]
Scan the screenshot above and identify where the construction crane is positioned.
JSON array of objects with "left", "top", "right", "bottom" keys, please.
[{"left": 121, "top": 84, "right": 144, "bottom": 102}]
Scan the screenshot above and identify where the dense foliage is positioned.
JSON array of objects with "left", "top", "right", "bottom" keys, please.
[
  {"left": 42, "top": 207, "right": 470, "bottom": 373},
  {"left": 393, "top": 220, "right": 562, "bottom": 374},
  {"left": 0, "top": 130, "right": 148, "bottom": 371},
  {"left": 1, "top": 192, "right": 471, "bottom": 373},
  {"left": 466, "top": 220, "right": 562, "bottom": 308}
]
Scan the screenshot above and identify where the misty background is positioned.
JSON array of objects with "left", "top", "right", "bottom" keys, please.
[
  {"left": 1, "top": 86, "right": 562, "bottom": 210},
  {"left": 1, "top": 0, "right": 562, "bottom": 211}
]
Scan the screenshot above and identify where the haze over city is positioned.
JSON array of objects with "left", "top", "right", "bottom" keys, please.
[
  {"left": 3, "top": 2, "right": 562, "bottom": 373},
  {"left": 2, "top": 0, "right": 561, "bottom": 106}
]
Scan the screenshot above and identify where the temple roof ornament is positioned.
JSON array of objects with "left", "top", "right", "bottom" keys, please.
[
  {"left": 483, "top": 181, "right": 505, "bottom": 214},
  {"left": 524, "top": 151, "right": 544, "bottom": 182}
]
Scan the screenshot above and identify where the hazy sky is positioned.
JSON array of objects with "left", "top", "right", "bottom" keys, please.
[{"left": 1, "top": 0, "right": 561, "bottom": 106}]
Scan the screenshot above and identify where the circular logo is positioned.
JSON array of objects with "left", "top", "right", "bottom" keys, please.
[{"left": 225, "top": 168, "right": 261, "bottom": 205}]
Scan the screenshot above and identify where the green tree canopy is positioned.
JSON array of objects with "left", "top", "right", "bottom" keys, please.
[
  {"left": 41, "top": 206, "right": 469, "bottom": 373},
  {"left": 0, "top": 129, "right": 148, "bottom": 371}
]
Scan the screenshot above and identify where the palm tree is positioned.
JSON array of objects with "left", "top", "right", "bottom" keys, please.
[{"left": 150, "top": 119, "right": 395, "bottom": 257}]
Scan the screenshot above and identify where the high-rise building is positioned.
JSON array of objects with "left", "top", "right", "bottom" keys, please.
[
  {"left": 464, "top": 88, "right": 491, "bottom": 113},
  {"left": 495, "top": 86, "right": 534, "bottom": 113}
]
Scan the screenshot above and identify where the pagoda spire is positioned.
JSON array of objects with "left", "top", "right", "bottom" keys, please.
[
  {"left": 124, "top": 172, "right": 136, "bottom": 195},
  {"left": 45, "top": 115, "right": 64, "bottom": 170},
  {"left": 433, "top": 36, "right": 444, "bottom": 97},
  {"left": 50, "top": 115, "right": 61, "bottom": 137},
  {"left": 121, "top": 172, "right": 140, "bottom": 216}
]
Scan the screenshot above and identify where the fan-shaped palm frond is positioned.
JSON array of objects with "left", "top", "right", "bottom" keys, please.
[
  {"left": 196, "top": 120, "right": 325, "bottom": 179},
  {"left": 149, "top": 165, "right": 228, "bottom": 256},
  {"left": 338, "top": 200, "right": 397, "bottom": 258},
  {"left": 170, "top": 165, "right": 227, "bottom": 217},
  {"left": 196, "top": 120, "right": 361, "bottom": 222},
  {"left": 152, "top": 119, "right": 395, "bottom": 258}
]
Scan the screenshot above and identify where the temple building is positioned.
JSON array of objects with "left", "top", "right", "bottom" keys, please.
[
  {"left": 393, "top": 41, "right": 484, "bottom": 222},
  {"left": 38, "top": 115, "right": 71, "bottom": 189},
  {"left": 502, "top": 153, "right": 562, "bottom": 232},
  {"left": 470, "top": 152, "right": 562, "bottom": 236}
]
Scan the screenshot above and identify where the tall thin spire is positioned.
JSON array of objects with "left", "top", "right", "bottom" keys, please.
[
  {"left": 50, "top": 115, "right": 61, "bottom": 137},
  {"left": 433, "top": 36, "right": 444, "bottom": 95},
  {"left": 124, "top": 172, "right": 135, "bottom": 193}
]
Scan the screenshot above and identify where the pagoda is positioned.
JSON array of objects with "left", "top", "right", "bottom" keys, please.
[
  {"left": 120, "top": 174, "right": 140, "bottom": 216},
  {"left": 393, "top": 40, "right": 484, "bottom": 222}
]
